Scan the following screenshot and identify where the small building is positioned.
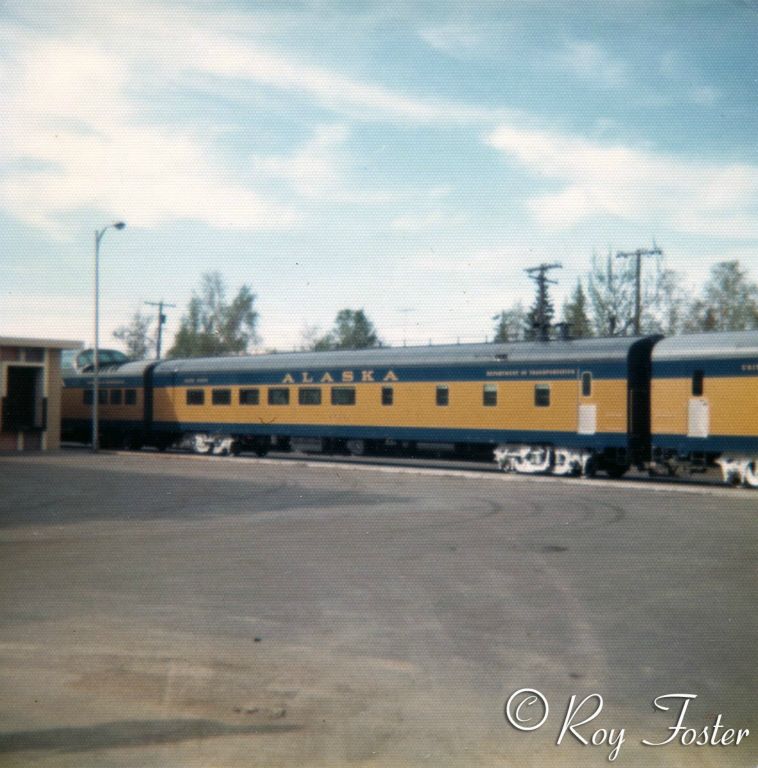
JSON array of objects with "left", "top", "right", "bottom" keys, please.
[{"left": 0, "top": 336, "right": 82, "bottom": 451}]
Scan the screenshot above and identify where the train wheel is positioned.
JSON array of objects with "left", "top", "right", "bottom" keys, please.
[
  {"left": 605, "top": 464, "right": 629, "bottom": 479},
  {"left": 121, "top": 433, "right": 143, "bottom": 451}
]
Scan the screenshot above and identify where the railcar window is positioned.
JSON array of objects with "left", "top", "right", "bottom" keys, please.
[
  {"left": 110, "top": 389, "right": 122, "bottom": 405},
  {"left": 535, "top": 384, "right": 550, "bottom": 407},
  {"left": 83, "top": 390, "right": 93, "bottom": 405},
  {"left": 212, "top": 388, "right": 231, "bottom": 405},
  {"left": 268, "top": 388, "right": 290, "bottom": 406},
  {"left": 299, "top": 387, "right": 322, "bottom": 405},
  {"left": 239, "top": 388, "right": 260, "bottom": 405},
  {"left": 692, "top": 370, "right": 704, "bottom": 397},
  {"left": 125, "top": 389, "right": 137, "bottom": 405},
  {"left": 331, "top": 387, "right": 356, "bottom": 405},
  {"left": 186, "top": 389, "right": 205, "bottom": 406},
  {"left": 436, "top": 385, "right": 449, "bottom": 406},
  {"left": 98, "top": 390, "right": 108, "bottom": 406},
  {"left": 381, "top": 386, "right": 393, "bottom": 406},
  {"left": 581, "top": 372, "right": 592, "bottom": 397},
  {"left": 483, "top": 384, "right": 497, "bottom": 406}
]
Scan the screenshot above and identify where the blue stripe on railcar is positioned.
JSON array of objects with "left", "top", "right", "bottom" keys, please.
[
  {"left": 151, "top": 420, "right": 628, "bottom": 448},
  {"left": 652, "top": 434, "right": 758, "bottom": 453},
  {"left": 152, "top": 360, "right": 629, "bottom": 388},
  {"left": 64, "top": 375, "right": 146, "bottom": 388},
  {"left": 652, "top": 357, "right": 758, "bottom": 378}
]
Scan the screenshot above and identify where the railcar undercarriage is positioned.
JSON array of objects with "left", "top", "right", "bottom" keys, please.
[
  {"left": 113, "top": 428, "right": 758, "bottom": 488},
  {"left": 650, "top": 449, "right": 758, "bottom": 488},
  {"left": 493, "top": 444, "right": 598, "bottom": 477}
]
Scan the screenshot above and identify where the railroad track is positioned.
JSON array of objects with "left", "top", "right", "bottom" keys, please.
[{"left": 62, "top": 444, "right": 743, "bottom": 496}]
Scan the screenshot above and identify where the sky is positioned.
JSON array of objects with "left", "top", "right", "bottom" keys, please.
[{"left": 1, "top": 0, "right": 757, "bottom": 351}]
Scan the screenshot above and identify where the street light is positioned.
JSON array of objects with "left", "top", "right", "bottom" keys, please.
[{"left": 92, "top": 221, "right": 126, "bottom": 452}]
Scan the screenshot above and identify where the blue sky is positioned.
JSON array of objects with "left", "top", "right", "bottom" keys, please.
[{"left": 1, "top": 0, "right": 756, "bottom": 350}]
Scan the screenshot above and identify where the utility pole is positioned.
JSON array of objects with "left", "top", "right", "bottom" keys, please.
[
  {"left": 144, "top": 300, "right": 176, "bottom": 359},
  {"left": 616, "top": 244, "right": 663, "bottom": 335},
  {"left": 525, "top": 263, "right": 562, "bottom": 341}
]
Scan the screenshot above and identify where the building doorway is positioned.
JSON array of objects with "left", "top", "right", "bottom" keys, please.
[{"left": 2, "top": 366, "right": 46, "bottom": 447}]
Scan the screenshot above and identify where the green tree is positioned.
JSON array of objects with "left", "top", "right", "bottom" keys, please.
[
  {"left": 562, "top": 280, "right": 593, "bottom": 338},
  {"left": 524, "top": 290, "right": 556, "bottom": 341},
  {"left": 683, "top": 261, "right": 758, "bottom": 332},
  {"left": 586, "top": 249, "right": 686, "bottom": 336},
  {"left": 312, "top": 309, "right": 381, "bottom": 350},
  {"left": 113, "top": 310, "right": 153, "bottom": 359},
  {"left": 169, "top": 272, "right": 260, "bottom": 357},
  {"left": 641, "top": 266, "right": 686, "bottom": 335},
  {"left": 492, "top": 303, "right": 527, "bottom": 342}
]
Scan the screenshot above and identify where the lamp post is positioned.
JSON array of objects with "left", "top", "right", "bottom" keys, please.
[{"left": 92, "top": 221, "right": 126, "bottom": 452}]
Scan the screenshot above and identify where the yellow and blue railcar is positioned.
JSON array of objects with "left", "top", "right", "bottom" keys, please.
[
  {"left": 63, "top": 336, "right": 659, "bottom": 477},
  {"left": 61, "top": 361, "right": 153, "bottom": 449},
  {"left": 650, "top": 331, "right": 758, "bottom": 485}
]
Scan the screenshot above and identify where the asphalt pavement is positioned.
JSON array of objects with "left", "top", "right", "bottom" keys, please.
[{"left": 0, "top": 451, "right": 755, "bottom": 767}]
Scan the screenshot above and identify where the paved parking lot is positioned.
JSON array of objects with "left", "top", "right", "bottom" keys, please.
[{"left": 0, "top": 451, "right": 755, "bottom": 767}]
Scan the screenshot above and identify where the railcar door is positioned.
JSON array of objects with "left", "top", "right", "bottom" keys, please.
[
  {"left": 687, "top": 369, "right": 709, "bottom": 438},
  {"left": 577, "top": 370, "right": 596, "bottom": 435}
]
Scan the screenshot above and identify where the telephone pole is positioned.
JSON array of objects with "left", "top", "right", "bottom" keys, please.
[
  {"left": 525, "top": 263, "right": 562, "bottom": 341},
  {"left": 616, "top": 244, "right": 663, "bottom": 335},
  {"left": 144, "top": 300, "right": 176, "bottom": 359}
]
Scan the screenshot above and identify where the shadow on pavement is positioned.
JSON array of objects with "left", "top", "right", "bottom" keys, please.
[{"left": 0, "top": 718, "right": 299, "bottom": 754}]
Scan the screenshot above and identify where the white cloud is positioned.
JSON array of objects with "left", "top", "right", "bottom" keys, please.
[
  {"left": 557, "top": 40, "right": 628, "bottom": 89},
  {"left": 486, "top": 124, "right": 758, "bottom": 239},
  {"left": 256, "top": 125, "right": 451, "bottom": 206},
  {"left": 659, "top": 50, "right": 720, "bottom": 106},
  {"left": 21, "top": 1, "right": 500, "bottom": 125},
  {"left": 256, "top": 125, "right": 349, "bottom": 200},
  {"left": 391, "top": 211, "right": 468, "bottom": 231},
  {"left": 689, "top": 85, "right": 719, "bottom": 106},
  {"left": 418, "top": 25, "right": 481, "bottom": 57},
  {"left": 0, "top": 38, "right": 297, "bottom": 234},
  {"left": 255, "top": 124, "right": 396, "bottom": 203},
  {"left": 0, "top": 1, "right": 507, "bottom": 234},
  {"left": 189, "top": 34, "right": 495, "bottom": 124}
]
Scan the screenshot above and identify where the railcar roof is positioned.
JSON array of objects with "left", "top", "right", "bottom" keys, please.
[
  {"left": 151, "top": 336, "right": 656, "bottom": 374},
  {"left": 653, "top": 330, "right": 758, "bottom": 360},
  {"left": 65, "top": 360, "right": 155, "bottom": 379}
]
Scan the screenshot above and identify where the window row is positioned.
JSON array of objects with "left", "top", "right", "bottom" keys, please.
[
  {"left": 83, "top": 388, "right": 138, "bottom": 406},
  {"left": 186, "top": 386, "right": 362, "bottom": 407},
  {"left": 183, "top": 383, "right": 555, "bottom": 408}
]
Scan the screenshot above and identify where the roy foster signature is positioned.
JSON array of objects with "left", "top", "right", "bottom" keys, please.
[{"left": 505, "top": 689, "right": 750, "bottom": 762}]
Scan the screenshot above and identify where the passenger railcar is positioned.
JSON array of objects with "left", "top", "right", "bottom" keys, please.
[
  {"left": 61, "top": 330, "right": 758, "bottom": 486},
  {"left": 61, "top": 360, "right": 153, "bottom": 450},
  {"left": 63, "top": 336, "right": 660, "bottom": 477},
  {"left": 650, "top": 331, "right": 758, "bottom": 485}
]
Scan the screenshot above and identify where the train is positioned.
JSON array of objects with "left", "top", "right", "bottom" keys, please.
[{"left": 61, "top": 330, "right": 758, "bottom": 487}]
